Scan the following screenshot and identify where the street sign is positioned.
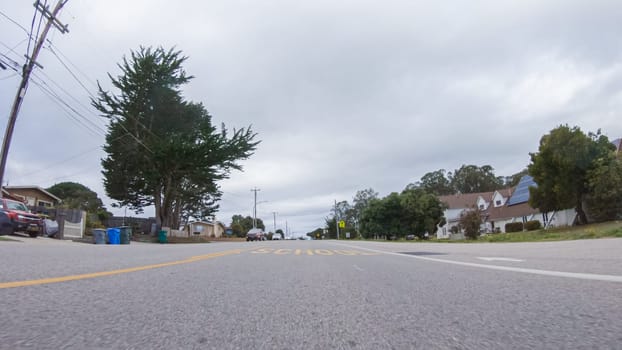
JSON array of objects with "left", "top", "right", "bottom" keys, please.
[{"left": 338, "top": 220, "right": 345, "bottom": 228}]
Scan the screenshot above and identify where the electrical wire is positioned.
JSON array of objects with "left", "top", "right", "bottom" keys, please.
[
  {"left": 26, "top": 1, "right": 39, "bottom": 59},
  {"left": 45, "top": 40, "right": 97, "bottom": 89},
  {"left": 32, "top": 69, "right": 105, "bottom": 127},
  {"left": 0, "top": 10, "right": 30, "bottom": 35},
  {"left": 31, "top": 73, "right": 107, "bottom": 135},
  {"left": 46, "top": 45, "right": 97, "bottom": 100},
  {"left": 30, "top": 76, "right": 106, "bottom": 137},
  {"left": 32, "top": 0, "right": 48, "bottom": 58},
  {"left": 0, "top": 72, "right": 18, "bottom": 81}
]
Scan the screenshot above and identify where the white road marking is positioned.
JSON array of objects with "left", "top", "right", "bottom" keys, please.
[
  {"left": 353, "top": 264, "right": 364, "bottom": 271},
  {"left": 335, "top": 243, "right": 622, "bottom": 283},
  {"left": 477, "top": 257, "right": 524, "bottom": 262}
]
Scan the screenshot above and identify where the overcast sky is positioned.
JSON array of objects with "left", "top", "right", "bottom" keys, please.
[{"left": 1, "top": 0, "right": 621, "bottom": 235}]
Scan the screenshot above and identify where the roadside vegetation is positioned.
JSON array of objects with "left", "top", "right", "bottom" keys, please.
[{"left": 366, "top": 221, "right": 622, "bottom": 243}]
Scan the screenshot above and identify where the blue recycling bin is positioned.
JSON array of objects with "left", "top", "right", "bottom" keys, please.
[{"left": 107, "top": 228, "right": 120, "bottom": 245}]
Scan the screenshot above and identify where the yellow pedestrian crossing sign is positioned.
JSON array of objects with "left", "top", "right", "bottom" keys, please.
[{"left": 338, "top": 220, "right": 345, "bottom": 228}]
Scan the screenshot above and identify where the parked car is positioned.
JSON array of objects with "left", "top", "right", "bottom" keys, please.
[
  {"left": 272, "top": 234, "right": 281, "bottom": 240},
  {"left": 0, "top": 198, "right": 43, "bottom": 237},
  {"left": 406, "top": 234, "right": 416, "bottom": 240},
  {"left": 246, "top": 228, "right": 265, "bottom": 241}
]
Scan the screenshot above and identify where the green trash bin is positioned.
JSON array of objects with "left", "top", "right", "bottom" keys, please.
[
  {"left": 119, "top": 226, "right": 132, "bottom": 244},
  {"left": 93, "top": 229, "right": 106, "bottom": 244},
  {"left": 158, "top": 230, "right": 167, "bottom": 243}
]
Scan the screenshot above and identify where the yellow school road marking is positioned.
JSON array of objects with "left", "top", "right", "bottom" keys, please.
[
  {"left": 250, "top": 248, "right": 380, "bottom": 256},
  {"left": 0, "top": 249, "right": 245, "bottom": 290}
]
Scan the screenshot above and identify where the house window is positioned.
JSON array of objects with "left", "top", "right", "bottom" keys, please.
[
  {"left": 38, "top": 200, "right": 52, "bottom": 207},
  {"left": 479, "top": 204, "right": 485, "bottom": 209},
  {"left": 495, "top": 200, "right": 502, "bottom": 206}
]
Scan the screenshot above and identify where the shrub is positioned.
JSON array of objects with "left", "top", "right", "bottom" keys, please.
[
  {"left": 524, "top": 220, "right": 542, "bottom": 231},
  {"left": 505, "top": 222, "right": 524, "bottom": 233},
  {"left": 459, "top": 208, "right": 482, "bottom": 240}
]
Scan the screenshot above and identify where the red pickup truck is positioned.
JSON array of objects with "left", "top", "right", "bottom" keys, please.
[{"left": 0, "top": 198, "right": 43, "bottom": 237}]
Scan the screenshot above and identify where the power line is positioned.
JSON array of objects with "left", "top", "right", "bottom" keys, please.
[
  {"left": 46, "top": 44, "right": 96, "bottom": 99},
  {"left": 32, "top": 69, "right": 104, "bottom": 126},
  {"left": 0, "top": 0, "right": 70, "bottom": 194},
  {"left": 45, "top": 40, "right": 97, "bottom": 89},
  {"left": 30, "top": 77, "right": 105, "bottom": 137},
  {"left": 25, "top": 1, "right": 40, "bottom": 59},
  {"left": 0, "top": 10, "right": 31, "bottom": 35},
  {"left": 0, "top": 72, "right": 19, "bottom": 81},
  {"left": 31, "top": 1, "right": 48, "bottom": 59}
]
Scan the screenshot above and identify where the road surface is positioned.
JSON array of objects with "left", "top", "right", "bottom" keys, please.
[{"left": 1, "top": 237, "right": 621, "bottom": 349}]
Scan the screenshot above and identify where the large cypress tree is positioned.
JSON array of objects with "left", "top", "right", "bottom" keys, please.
[{"left": 92, "top": 47, "right": 259, "bottom": 228}]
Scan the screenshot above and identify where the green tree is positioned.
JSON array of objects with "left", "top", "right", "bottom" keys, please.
[
  {"left": 415, "top": 169, "right": 454, "bottom": 195},
  {"left": 585, "top": 155, "right": 622, "bottom": 222},
  {"left": 231, "top": 214, "right": 264, "bottom": 234},
  {"left": 450, "top": 165, "right": 504, "bottom": 194},
  {"left": 359, "top": 197, "right": 387, "bottom": 239},
  {"left": 459, "top": 207, "right": 482, "bottom": 240},
  {"left": 230, "top": 222, "right": 244, "bottom": 237},
  {"left": 528, "top": 125, "right": 614, "bottom": 224},
  {"left": 400, "top": 187, "right": 446, "bottom": 238},
  {"left": 351, "top": 188, "right": 378, "bottom": 234},
  {"left": 92, "top": 47, "right": 258, "bottom": 229},
  {"left": 326, "top": 200, "right": 356, "bottom": 239},
  {"left": 46, "top": 182, "right": 111, "bottom": 222}
]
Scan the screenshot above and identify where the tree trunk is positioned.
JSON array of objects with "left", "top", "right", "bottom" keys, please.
[
  {"left": 576, "top": 195, "right": 588, "bottom": 225},
  {"left": 154, "top": 187, "right": 163, "bottom": 228}
]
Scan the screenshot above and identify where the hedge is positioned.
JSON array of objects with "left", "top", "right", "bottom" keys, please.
[
  {"left": 505, "top": 222, "right": 524, "bottom": 233},
  {"left": 524, "top": 220, "right": 542, "bottom": 231}
]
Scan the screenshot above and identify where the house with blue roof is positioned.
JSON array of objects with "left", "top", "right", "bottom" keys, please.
[{"left": 435, "top": 175, "right": 577, "bottom": 238}]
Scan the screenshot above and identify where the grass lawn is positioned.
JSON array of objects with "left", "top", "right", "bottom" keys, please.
[
  {"left": 435, "top": 221, "right": 622, "bottom": 243},
  {"left": 375, "top": 221, "right": 622, "bottom": 243},
  {"left": 479, "top": 221, "right": 622, "bottom": 242}
]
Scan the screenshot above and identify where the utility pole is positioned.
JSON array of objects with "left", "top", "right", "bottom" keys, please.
[
  {"left": 0, "top": 0, "right": 69, "bottom": 195},
  {"left": 335, "top": 200, "right": 340, "bottom": 240},
  {"left": 250, "top": 187, "right": 260, "bottom": 228},
  {"left": 272, "top": 211, "right": 277, "bottom": 233}
]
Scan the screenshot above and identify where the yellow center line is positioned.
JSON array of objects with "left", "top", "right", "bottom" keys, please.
[{"left": 0, "top": 249, "right": 246, "bottom": 289}]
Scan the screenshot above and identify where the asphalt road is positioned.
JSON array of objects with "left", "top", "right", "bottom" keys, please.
[{"left": 1, "top": 237, "right": 621, "bottom": 349}]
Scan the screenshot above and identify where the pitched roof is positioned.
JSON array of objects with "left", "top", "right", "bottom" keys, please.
[
  {"left": 486, "top": 202, "right": 540, "bottom": 221},
  {"left": 438, "top": 192, "right": 493, "bottom": 209},
  {"left": 3, "top": 186, "right": 62, "bottom": 202},
  {"left": 439, "top": 188, "right": 513, "bottom": 209}
]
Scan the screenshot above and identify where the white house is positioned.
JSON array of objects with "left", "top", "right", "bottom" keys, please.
[{"left": 435, "top": 175, "right": 577, "bottom": 239}]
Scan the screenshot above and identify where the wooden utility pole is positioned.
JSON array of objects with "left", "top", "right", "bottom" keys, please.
[
  {"left": 250, "top": 187, "right": 260, "bottom": 228},
  {"left": 0, "top": 0, "right": 69, "bottom": 195}
]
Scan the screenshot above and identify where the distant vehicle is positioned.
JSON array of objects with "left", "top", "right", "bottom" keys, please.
[
  {"left": 303, "top": 236, "right": 312, "bottom": 240},
  {"left": 272, "top": 234, "right": 281, "bottom": 240},
  {"left": 0, "top": 198, "right": 42, "bottom": 237},
  {"left": 406, "top": 234, "right": 415, "bottom": 240},
  {"left": 246, "top": 228, "right": 265, "bottom": 241}
]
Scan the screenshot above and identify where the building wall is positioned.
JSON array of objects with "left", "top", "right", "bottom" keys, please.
[{"left": 6, "top": 189, "right": 58, "bottom": 207}]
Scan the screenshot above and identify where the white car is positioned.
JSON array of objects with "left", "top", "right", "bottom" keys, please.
[{"left": 272, "top": 234, "right": 281, "bottom": 240}]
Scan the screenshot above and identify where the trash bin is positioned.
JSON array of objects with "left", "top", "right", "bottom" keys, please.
[
  {"left": 93, "top": 229, "right": 106, "bottom": 244},
  {"left": 158, "top": 230, "right": 167, "bottom": 244},
  {"left": 119, "top": 226, "right": 132, "bottom": 244},
  {"left": 107, "top": 228, "right": 120, "bottom": 245}
]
